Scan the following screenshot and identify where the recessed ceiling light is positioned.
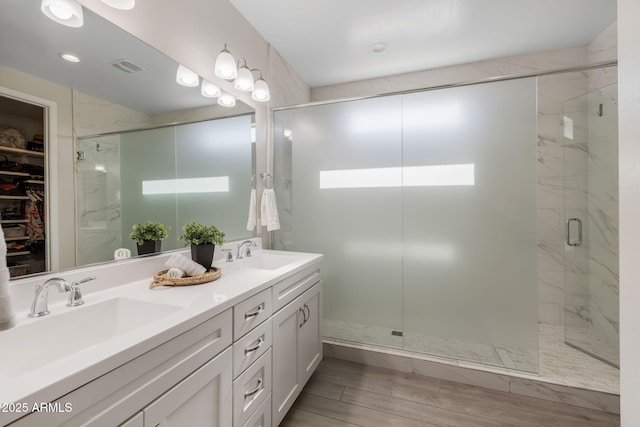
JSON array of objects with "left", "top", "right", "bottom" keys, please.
[
  {"left": 371, "top": 42, "right": 388, "bottom": 53},
  {"left": 60, "top": 53, "right": 81, "bottom": 63}
]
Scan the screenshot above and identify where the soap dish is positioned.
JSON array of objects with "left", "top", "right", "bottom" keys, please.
[{"left": 150, "top": 267, "right": 221, "bottom": 289}]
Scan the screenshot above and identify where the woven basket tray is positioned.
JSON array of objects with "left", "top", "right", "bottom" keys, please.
[{"left": 150, "top": 267, "right": 221, "bottom": 289}]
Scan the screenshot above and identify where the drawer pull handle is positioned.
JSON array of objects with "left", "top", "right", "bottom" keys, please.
[
  {"left": 244, "top": 336, "right": 265, "bottom": 355},
  {"left": 299, "top": 307, "right": 305, "bottom": 328},
  {"left": 244, "top": 378, "right": 263, "bottom": 399},
  {"left": 245, "top": 303, "right": 265, "bottom": 320}
]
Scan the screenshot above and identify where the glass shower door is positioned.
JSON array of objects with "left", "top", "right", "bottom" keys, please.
[{"left": 563, "top": 83, "right": 619, "bottom": 367}]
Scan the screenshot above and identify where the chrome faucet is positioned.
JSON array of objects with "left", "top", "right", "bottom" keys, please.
[
  {"left": 237, "top": 240, "right": 257, "bottom": 259},
  {"left": 29, "top": 278, "right": 72, "bottom": 318},
  {"left": 28, "top": 276, "right": 97, "bottom": 318}
]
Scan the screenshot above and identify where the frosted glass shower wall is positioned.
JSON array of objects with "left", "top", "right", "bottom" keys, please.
[
  {"left": 76, "top": 115, "right": 254, "bottom": 265},
  {"left": 274, "top": 78, "right": 539, "bottom": 372}
]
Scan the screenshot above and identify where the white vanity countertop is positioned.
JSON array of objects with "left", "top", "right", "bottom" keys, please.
[{"left": 0, "top": 246, "right": 321, "bottom": 424}]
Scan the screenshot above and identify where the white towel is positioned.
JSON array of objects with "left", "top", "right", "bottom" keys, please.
[
  {"left": 260, "top": 188, "right": 281, "bottom": 231},
  {"left": 246, "top": 188, "right": 257, "bottom": 231},
  {"left": 0, "top": 226, "right": 15, "bottom": 331},
  {"left": 167, "top": 267, "right": 186, "bottom": 279},
  {"left": 165, "top": 253, "right": 206, "bottom": 277}
]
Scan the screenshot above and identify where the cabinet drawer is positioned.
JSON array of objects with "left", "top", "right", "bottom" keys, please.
[
  {"left": 243, "top": 393, "right": 271, "bottom": 427},
  {"left": 233, "top": 318, "right": 272, "bottom": 378},
  {"left": 272, "top": 269, "right": 320, "bottom": 313},
  {"left": 234, "top": 288, "right": 272, "bottom": 340},
  {"left": 233, "top": 349, "right": 272, "bottom": 427}
]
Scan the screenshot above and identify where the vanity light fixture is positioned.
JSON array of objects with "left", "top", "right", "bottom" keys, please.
[
  {"left": 217, "top": 92, "right": 236, "bottom": 108},
  {"left": 214, "top": 44, "right": 238, "bottom": 80},
  {"left": 176, "top": 64, "right": 199, "bottom": 87},
  {"left": 41, "top": 0, "right": 84, "bottom": 28},
  {"left": 234, "top": 59, "right": 254, "bottom": 92},
  {"left": 201, "top": 79, "right": 221, "bottom": 98},
  {"left": 100, "top": 0, "right": 135, "bottom": 10},
  {"left": 251, "top": 70, "right": 271, "bottom": 102}
]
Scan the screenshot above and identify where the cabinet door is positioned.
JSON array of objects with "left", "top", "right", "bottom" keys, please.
[
  {"left": 143, "top": 348, "right": 232, "bottom": 427},
  {"left": 271, "top": 295, "right": 303, "bottom": 426},
  {"left": 298, "top": 282, "right": 322, "bottom": 386}
]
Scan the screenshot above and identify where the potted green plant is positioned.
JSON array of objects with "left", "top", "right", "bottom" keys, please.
[
  {"left": 180, "top": 221, "right": 226, "bottom": 270},
  {"left": 129, "top": 221, "right": 170, "bottom": 256}
]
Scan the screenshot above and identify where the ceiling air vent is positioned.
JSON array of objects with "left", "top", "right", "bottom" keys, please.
[{"left": 110, "top": 59, "right": 145, "bottom": 74}]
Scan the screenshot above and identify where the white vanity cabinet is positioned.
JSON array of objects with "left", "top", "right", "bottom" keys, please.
[
  {"left": 8, "top": 310, "right": 233, "bottom": 427},
  {"left": 272, "top": 277, "right": 322, "bottom": 426},
  {"left": 4, "top": 252, "right": 322, "bottom": 427}
]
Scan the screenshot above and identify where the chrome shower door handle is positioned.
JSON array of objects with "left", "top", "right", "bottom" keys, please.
[{"left": 567, "top": 218, "right": 583, "bottom": 246}]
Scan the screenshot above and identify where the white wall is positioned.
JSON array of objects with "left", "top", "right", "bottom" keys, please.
[{"left": 618, "top": 0, "right": 640, "bottom": 424}]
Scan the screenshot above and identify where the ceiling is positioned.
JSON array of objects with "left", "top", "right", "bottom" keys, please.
[{"left": 230, "top": 0, "right": 617, "bottom": 88}]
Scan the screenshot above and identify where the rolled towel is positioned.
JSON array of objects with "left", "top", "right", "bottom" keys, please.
[
  {"left": 0, "top": 227, "right": 15, "bottom": 331},
  {"left": 165, "top": 253, "right": 206, "bottom": 277},
  {"left": 167, "top": 267, "right": 186, "bottom": 279},
  {"left": 114, "top": 248, "right": 132, "bottom": 260}
]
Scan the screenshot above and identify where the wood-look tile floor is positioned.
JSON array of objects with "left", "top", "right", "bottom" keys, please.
[{"left": 280, "top": 358, "right": 620, "bottom": 427}]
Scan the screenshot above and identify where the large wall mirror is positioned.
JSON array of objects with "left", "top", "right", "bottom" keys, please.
[{"left": 0, "top": 0, "right": 256, "bottom": 277}]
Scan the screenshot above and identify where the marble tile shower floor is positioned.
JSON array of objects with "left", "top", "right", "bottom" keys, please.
[{"left": 323, "top": 320, "right": 619, "bottom": 394}]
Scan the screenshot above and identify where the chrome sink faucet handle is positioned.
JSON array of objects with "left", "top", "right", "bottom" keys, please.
[
  {"left": 67, "top": 276, "right": 96, "bottom": 307},
  {"left": 237, "top": 240, "right": 257, "bottom": 259},
  {"left": 29, "top": 278, "right": 72, "bottom": 318},
  {"left": 221, "top": 248, "right": 233, "bottom": 262}
]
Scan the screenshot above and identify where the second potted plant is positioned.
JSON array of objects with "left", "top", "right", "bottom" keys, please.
[
  {"left": 129, "top": 221, "right": 170, "bottom": 256},
  {"left": 180, "top": 221, "right": 225, "bottom": 270}
]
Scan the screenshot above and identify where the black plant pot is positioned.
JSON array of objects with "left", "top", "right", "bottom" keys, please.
[
  {"left": 137, "top": 240, "right": 161, "bottom": 256},
  {"left": 191, "top": 244, "right": 215, "bottom": 271}
]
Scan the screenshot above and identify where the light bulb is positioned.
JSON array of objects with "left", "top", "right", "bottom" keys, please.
[
  {"left": 176, "top": 65, "right": 199, "bottom": 87},
  {"left": 217, "top": 93, "right": 236, "bottom": 107},
  {"left": 251, "top": 78, "right": 270, "bottom": 102},
  {"left": 201, "top": 80, "right": 221, "bottom": 98},
  {"left": 41, "top": 0, "right": 84, "bottom": 28},
  {"left": 50, "top": 5, "right": 72, "bottom": 19},
  {"left": 234, "top": 66, "right": 254, "bottom": 92},
  {"left": 214, "top": 47, "right": 237, "bottom": 80}
]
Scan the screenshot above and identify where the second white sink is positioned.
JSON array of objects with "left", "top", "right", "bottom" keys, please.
[{"left": 234, "top": 252, "right": 301, "bottom": 270}]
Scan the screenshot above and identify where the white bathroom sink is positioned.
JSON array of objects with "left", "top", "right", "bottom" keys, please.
[
  {"left": 0, "top": 297, "right": 181, "bottom": 377},
  {"left": 234, "top": 252, "right": 301, "bottom": 271}
]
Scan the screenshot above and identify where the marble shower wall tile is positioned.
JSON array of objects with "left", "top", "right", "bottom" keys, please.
[
  {"left": 75, "top": 135, "right": 122, "bottom": 266},
  {"left": 73, "top": 90, "right": 152, "bottom": 137},
  {"left": 588, "top": 21, "right": 618, "bottom": 65}
]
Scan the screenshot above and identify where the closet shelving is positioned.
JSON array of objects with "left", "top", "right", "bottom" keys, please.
[{"left": 0, "top": 102, "right": 47, "bottom": 277}]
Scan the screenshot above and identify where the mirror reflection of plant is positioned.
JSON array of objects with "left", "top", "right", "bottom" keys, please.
[
  {"left": 180, "top": 221, "right": 225, "bottom": 246},
  {"left": 129, "top": 221, "right": 170, "bottom": 246}
]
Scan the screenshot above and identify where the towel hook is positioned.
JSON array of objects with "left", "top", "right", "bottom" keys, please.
[{"left": 259, "top": 172, "right": 273, "bottom": 189}]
